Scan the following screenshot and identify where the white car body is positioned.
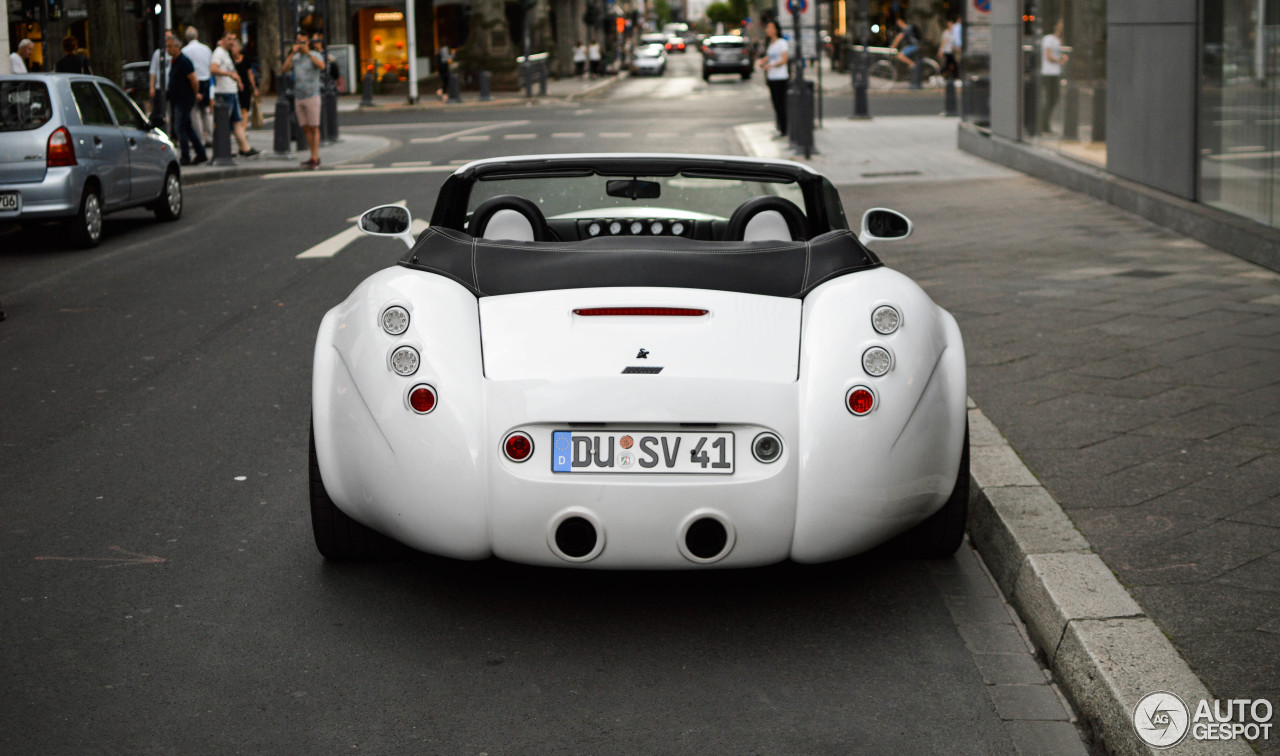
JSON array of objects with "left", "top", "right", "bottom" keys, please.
[
  {"left": 631, "top": 45, "right": 667, "bottom": 75},
  {"left": 311, "top": 155, "right": 967, "bottom": 568}
]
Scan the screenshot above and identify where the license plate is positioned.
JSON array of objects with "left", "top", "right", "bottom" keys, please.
[
  {"left": 0, "top": 192, "right": 19, "bottom": 213},
  {"left": 552, "top": 431, "right": 734, "bottom": 474}
]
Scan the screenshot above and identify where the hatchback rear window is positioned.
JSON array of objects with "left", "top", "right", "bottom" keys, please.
[
  {"left": 0, "top": 81, "right": 53, "bottom": 131},
  {"left": 709, "top": 40, "right": 746, "bottom": 49}
]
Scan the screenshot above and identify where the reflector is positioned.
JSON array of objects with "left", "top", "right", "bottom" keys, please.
[
  {"left": 504, "top": 432, "right": 534, "bottom": 462},
  {"left": 847, "top": 387, "right": 875, "bottom": 415},
  {"left": 408, "top": 385, "right": 436, "bottom": 414},
  {"left": 573, "top": 307, "right": 708, "bottom": 317}
]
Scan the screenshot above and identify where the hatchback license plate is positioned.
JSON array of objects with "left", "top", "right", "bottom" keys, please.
[
  {"left": 552, "top": 431, "right": 734, "bottom": 474},
  {"left": 0, "top": 192, "right": 19, "bottom": 213}
]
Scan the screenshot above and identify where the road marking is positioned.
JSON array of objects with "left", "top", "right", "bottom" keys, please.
[
  {"left": 35, "top": 546, "right": 166, "bottom": 568},
  {"left": 392, "top": 160, "right": 434, "bottom": 167},
  {"left": 332, "top": 163, "right": 375, "bottom": 169},
  {"left": 297, "top": 200, "right": 431, "bottom": 259},
  {"left": 409, "top": 120, "right": 529, "bottom": 143},
  {"left": 648, "top": 132, "right": 678, "bottom": 138},
  {"left": 263, "top": 165, "right": 458, "bottom": 180},
  {"left": 504, "top": 133, "right": 537, "bottom": 140},
  {"left": 458, "top": 135, "right": 491, "bottom": 142},
  {"left": 600, "top": 132, "right": 633, "bottom": 138},
  {"left": 552, "top": 132, "right": 584, "bottom": 138},
  {"left": 574, "top": 109, "right": 594, "bottom": 115}
]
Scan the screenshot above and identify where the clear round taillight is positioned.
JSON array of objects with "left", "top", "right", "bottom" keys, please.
[
  {"left": 872, "top": 305, "right": 901, "bottom": 335},
  {"left": 382, "top": 306, "right": 410, "bottom": 335},
  {"left": 408, "top": 384, "right": 437, "bottom": 414},
  {"left": 503, "top": 431, "right": 534, "bottom": 462},
  {"left": 390, "top": 346, "right": 419, "bottom": 376},
  {"left": 862, "top": 346, "right": 892, "bottom": 377},
  {"left": 847, "top": 386, "right": 876, "bottom": 415},
  {"left": 752, "top": 433, "right": 783, "bottom": 464}
]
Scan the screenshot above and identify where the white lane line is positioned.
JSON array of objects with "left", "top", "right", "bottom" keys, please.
[
  {"left": 409, "top": 120, "right": 529, "bottom": 143},
  {"left": 458, "top": 135, "right": 491, "bottom": 142},
  {"left": 504, "top": 133, "right": 538, "bottom": 140},
  {"left": 574, "top": 109, "right": 594, "bottom": 115},
  {"left": 552, "top": 132, "right": 585, "bottom": 138},
  {"left": 648, "top": 132, "right": 678, "bottom": 138},
  {"left": 264, "top": 165, "right": 458, "bottom": 179},
  {"left": 391, "top": 160, "right": 434, "bottom": 167},
  {"left": 600, "top": 132, "right": 633, "bottom": 138},
  {"left": 331, "top": 163, "right": 375, "bottom": 169}
]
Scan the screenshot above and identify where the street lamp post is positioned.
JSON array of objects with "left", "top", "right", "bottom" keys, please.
[{"left": 851, "top": 0, "right": 869, "bottom": 119}]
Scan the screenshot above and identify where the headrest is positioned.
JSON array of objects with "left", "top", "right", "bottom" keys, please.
[
  {"left": 466, "top": 195, "right": 550, "bottom": 242},
  {"left": 725, "top": 196, "right": 808, "bottom": 241}
]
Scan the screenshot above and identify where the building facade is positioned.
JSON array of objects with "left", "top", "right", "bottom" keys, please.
[{"left": 964, "top": 0, "right": 1280, "bottom": 266}]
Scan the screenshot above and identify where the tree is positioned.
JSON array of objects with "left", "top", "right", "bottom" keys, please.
[
  {"left": 653, "top": 0, "right": 672, "bottom": 28},
  {"left": 705, "top": 0, "right": 748, "bottom": 27},
  {"left": 87, "top": 0, "right": 122, "bottom": 84},
  {"left": 459, "top": 0, "right": 516, "bottom": 81}
]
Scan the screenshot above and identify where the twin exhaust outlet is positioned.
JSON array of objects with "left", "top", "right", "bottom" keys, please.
[{"left": 549, "top": 511, "right": 735, "bottom": 564}]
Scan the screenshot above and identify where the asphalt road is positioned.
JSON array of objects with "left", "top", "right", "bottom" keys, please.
[{"left": 0, "top": 53, "right": 1083, "bottom": 753}]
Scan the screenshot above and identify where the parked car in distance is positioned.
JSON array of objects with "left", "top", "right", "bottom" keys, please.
[
  {"left": 121, "top": 60, "right": 152, "bottom": 109},
  {"left": 665, "top": 36, "right": 688, "bottom": 53},
  {"left": 630, "top": 44, "right": 667, "bottom": 76},
  {"left": 0, "top": 73, "right": 183, "bottom": 248},
  {"left": 640, "top": 32, "right": 668, "bottom": 47},
  {"left": 702, "top": 35, "right": 754, "bottom": 80}
]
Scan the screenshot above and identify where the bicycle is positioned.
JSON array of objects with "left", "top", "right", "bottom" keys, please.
[{"left": 850, "top": 45, "right": 941, "bottom": 88}]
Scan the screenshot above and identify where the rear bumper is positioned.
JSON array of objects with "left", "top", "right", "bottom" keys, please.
[{"left": 0, "top": 167, "right": 82, "bottom": 220}]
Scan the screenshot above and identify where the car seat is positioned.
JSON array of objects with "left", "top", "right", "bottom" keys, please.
[
  {"left": 724, "top": 196, "right": 808, "bottom": 242},
  {"left": 467, "top": 195, "right": 551, "bottom": 242}
]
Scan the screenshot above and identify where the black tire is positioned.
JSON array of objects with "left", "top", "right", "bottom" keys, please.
[
  {"left": 68, "top": 184, "right": 103, "bottom": 248},
  {"left": 309, "top": 422, "right": 395, "bottom": 560},
  {"left": 740, "top": 70, "right": 751, "bottom": 80},
  {"left": 153, "top": 168, "right": 182, "bottom": 221},
  {"left": 893, "top": 424, "right": 969, "bottom": 558}
]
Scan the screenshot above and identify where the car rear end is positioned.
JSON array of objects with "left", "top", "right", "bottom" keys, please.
[
  {"left": 702, "top": 37, "right": 752, "bottom": 79},
  {"left": 0, "top": 76, "right": 86, "bottom": 222}
]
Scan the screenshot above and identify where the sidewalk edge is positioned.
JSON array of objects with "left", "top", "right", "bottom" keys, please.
[{"left": 965, "top": 404, "right": 1253, "bottom": 756}]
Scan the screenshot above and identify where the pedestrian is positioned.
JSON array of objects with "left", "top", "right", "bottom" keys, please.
[
  {"left": 758, "top": 20, "right": 790, "bottom": 139},
  {"left": 9, "top": 39, "right": 35, "bottom": 73},
  {"left": 148, "top": 30, "right": 176, "bottom": 116},
  {"left": 1039, "top": 19, "right": 1068, "bottom": 133},
  {"left": 231, "top": 38, "right": 259, "bottom": 127},
  {"left": 282, "top": 31, "right": 325, "bottom": 169},
  {"left": 165, "top": 35, "right": 206, "bottom": 165},
  {"left": 210, "top": 31, "right": 260, "bottom": 157},
  {"left": 54, "top": 36, "right": 92, "bottom": 74},
  {"left": 890, "top": 15, "right": 920, "bottom": 77},
  {"left": 182, "top": 27, "right": 213, "bottom": 147},
  {"left": 940, "top": 18, "right": 959, "bottom": 80},
  {"left": 588, "top": 40, "right": 601, "bottom": 77},
  {"left": 436, "top": 44, "right": 452, "bottom": 99},
  {"left": 573, "top": 40, "right": 587, "bottom": 78}
]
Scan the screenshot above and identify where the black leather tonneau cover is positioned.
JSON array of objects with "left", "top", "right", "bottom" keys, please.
[{"left": 398, "top": 227, "right": 881, "bottom": 298}]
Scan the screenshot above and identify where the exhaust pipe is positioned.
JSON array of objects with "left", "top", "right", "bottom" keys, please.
[
  {"left": 549, "top": 511, "right": 604, "bottom": 562},
  {"left": 680, "top": 513, "right": 734, "bottom": 563}
]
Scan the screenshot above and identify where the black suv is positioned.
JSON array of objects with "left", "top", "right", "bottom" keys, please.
[{"left": 701, "top": 36, "right": 753, "bottom": 81}]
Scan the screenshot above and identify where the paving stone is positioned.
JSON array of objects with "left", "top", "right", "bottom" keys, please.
[
  {"left": 1098, "top": 519, "right": 1280, "bottom": 586},
  {"left": 989, "top": 684, "right": 1073, "bottom": 721},
  {"left": 968, "top": 485, "right": 1091, "bottom": 595},
  {"left": 958, "top": 623, "right": 1034, "bottom": 655},
  {"left": 1227, "top": 495, "right": 1280, "bottom": 528},
  {"left": 1012, "top": 553, "right": 1145, "bottom": 661},
  {"left": 1215, "top": 552, "right": 1280, "bottom": 594},
  {"left": 1131, "top": 583, "right": 1280, "bottom": 637},
  {"left": 946, "top": 594, "right": 1018, "bottom": 626},
  {"left": 974, "top": 652, "right": 1052, "bottom": 686}
]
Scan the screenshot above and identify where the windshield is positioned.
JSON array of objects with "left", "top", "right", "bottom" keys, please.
[{"left": 467, "top": 174, "right": 806, "bottom": 222}]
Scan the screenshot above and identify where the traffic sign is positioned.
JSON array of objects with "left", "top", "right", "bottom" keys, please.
[{"left": 786, "top": 0, "right": 808, "bottom": 15}]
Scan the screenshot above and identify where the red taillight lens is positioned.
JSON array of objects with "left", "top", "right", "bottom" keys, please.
[
  {"left": 847, "top": 387, "right": 875, "bottom": 416},
  {"left": 504, "top": 432, "right": 534, "bottom": 462},
  {"left": 573, "top": 307, "right": 708, "bottom": 317},
  {"left": 408, "top": 384, "right": 437, "bottom": 414},
  {"left": 47, "top": 127, "right": 76, "bottom": 167}
]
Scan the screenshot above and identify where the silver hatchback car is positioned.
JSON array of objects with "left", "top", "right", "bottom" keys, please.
[{"left": 0, "top": 73, "right": 182, "bottom": 248}]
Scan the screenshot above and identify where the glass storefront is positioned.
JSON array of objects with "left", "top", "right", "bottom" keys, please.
[
  {"left": 356, "top": 8, "right": 409, "bottom": 83},
  {"left": 1021, "top": 0, "right": 1107, "bottom": 167},
  {"left": 1199, "top": 0, "right": 1280, "bottom": 228}
]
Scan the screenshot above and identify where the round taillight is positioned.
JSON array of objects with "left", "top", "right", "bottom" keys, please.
[
  {"left": 503, "top": 431, "right": 534, "bottom": 462},
  {"left": 408, "top": 384, "right": 436, "bottom": 414},
  {"left": 381, "top": 306, "right": 410, "bottom": 335},
  {"left": 390, "top": 346, "right": 419, "bottom": 376},
  {"left": 872, "top": 305, "right": 901, "bottom": 335},
  {"left": 863, "top": 346, "right": 892, "bottom": 377},
  {"left": 847, "top": 386, "right": 876, "bottom": 415}
]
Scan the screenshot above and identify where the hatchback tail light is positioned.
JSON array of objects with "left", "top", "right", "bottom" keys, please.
[
  {"left": 47, "top": 127, "right": 76, "bottom": 168},
  {"left": 503, "top": 431, "right": 534, "bottom": 462}
]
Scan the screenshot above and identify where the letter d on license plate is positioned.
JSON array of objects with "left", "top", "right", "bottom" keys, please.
[{"left": 552, "top": 431, "right": 733, "bottom": 474}]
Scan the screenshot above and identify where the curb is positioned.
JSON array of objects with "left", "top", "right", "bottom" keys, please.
[{"left": 965, "top": 403, "right": 1253, "bottom": 755}]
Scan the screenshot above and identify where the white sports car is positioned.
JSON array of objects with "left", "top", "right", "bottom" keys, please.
[{"left": 310, "top": 154, "right": 968, "bottom": 567}]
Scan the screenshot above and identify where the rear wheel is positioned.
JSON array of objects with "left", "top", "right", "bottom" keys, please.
[
  {"left": 152, "top": 168, "right": 182, "bottom": 221},
  {"left": 309, "top": 423, "right": 396, "bottom": 560},
  {"left": 893, "top": 424, "right": 969, "bottom": 558},
  {"left": 68, "top": 185, "right": 102, "bottom": 248}
]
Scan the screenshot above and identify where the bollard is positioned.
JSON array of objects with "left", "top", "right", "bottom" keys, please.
[
  {"left": 479, "top": 71, "right": 492, "bottom": 101},
  {"left": 1091, "top": 83, "right": 1106, "bottom": 142},
  {"left": 538, "top": 64, "right": 547, "bottom": 96},
  {"left": 1062, "top": 82, "right": 1080, "bottom": 139},
  {"left": 787, "top": 79, "right": 815, "bottom": 159},
  {"left": 945, "top": 78, "right": 959, "bottom": 117},
  {"left": 910, "top": 59, "right": 923, "bottom": 89},
  {"left": 211, "top": 96, "right": 236, "bottom": 166},
  {"left": 360, "top": 70, "right": 375, "bottom": 107},
  {"left": 851, "top": 48, "right": 870, "bottom": 119},
  {"left": 321, "top": 83, "right": 340, "bottom": 144},
  {"left": 447, "top": 73, "right": 463, "bottom": 103},
  {"left": 272, "top": 95, "right": 292, "bottom": 156},
  {"left": 522, "top": 61, "right": 533, "bottom": 98}
]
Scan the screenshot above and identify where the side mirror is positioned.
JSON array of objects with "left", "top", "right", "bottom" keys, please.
[
  {"left": 359, "top": 204, "right": 416, "bottom": 249},
  {"left": 858, "top": 208, "right": 913, "bottom": 246}
]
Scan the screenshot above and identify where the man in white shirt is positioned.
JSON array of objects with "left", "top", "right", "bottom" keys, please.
[
  {"left": 10, "top": 39, "right": 34, "bottom": 73},
  {"left": 182, "top": 27, "right": 214, "bottom": 145},
  {"left": 1039, "top": 20, "right": 1068, "bottom": 134},
  {"left": 210, "top": 31, "right": 259, "bottom": 157}
]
